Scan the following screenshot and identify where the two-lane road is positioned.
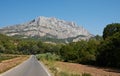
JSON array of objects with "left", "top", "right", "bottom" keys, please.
[{"left": 0, "top": 55, "right": 51, "bottom": 76}]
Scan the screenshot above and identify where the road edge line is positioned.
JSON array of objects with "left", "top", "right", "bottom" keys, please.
[{"left": 38, "top": 61, "right": 51, "bottom": 76}]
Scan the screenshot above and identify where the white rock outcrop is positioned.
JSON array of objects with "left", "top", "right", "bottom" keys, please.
[{"left": 0, "top": 16, "right": 93, "bottom": 41}]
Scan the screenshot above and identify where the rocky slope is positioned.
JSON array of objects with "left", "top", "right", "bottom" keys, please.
[{"left": 0, "top": 16, "right": 93, "bottom": 42}]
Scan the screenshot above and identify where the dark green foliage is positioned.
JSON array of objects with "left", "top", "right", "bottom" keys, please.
[
  {"left": 60, "top": 45, "right": 77, "bottom": 62},
  {"left": 18, "top": 40, "right": 45, "bottom": 54},
  {"left": 96, "top": 23, "right": 120, "bottom": 68},
  {"left": 103, "top": 23, "right": 120, "bottom": 39},
  {"left": 17, "top": 40, "right": 38, "bottom": 54},
  {"left": 60, "top": 40, "right": 100, "bottom": 64},
  {"left": 96, "top": 32, "right": 120, "bottom": 68}
]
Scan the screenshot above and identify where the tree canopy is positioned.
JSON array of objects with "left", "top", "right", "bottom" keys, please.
[
  {"left": 97, "top": 23, "right": 120, "bottom": 68},
  {"left": 103, "top": 23, "right": 120, "bottom": 39}
]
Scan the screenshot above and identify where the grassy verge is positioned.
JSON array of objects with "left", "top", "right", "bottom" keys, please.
[{"left": 36, "top": 53, "right": 92, "bottom": 76}]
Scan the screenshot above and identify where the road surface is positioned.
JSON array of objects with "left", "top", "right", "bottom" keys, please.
[{"left": 0, "top": 55, "right": 51, "bottom": 76}]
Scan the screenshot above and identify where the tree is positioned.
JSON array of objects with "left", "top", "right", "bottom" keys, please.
[
  {"left": 17, "top": 40, "right": 37, "bottom": 54},
  {"left": 94, "top": 35, "right": 103, "bottom": 41},
  {"left": 59, "top": 40, "right": 99, "bottom": 64},
  {"left": 75, "top": 40, "right": 98, "bottom": 64},
  {"left": 103, "top": 23, "right": 120, "bottom": 39},
  {"left": 97, "top": 27, "right": 120, "bottom": 68},
  {"left": 98, "top": 23, "right": 120, "bottom": 67},
  {"left": 60, "top": 45, "right": 77, "bottom": 62}
]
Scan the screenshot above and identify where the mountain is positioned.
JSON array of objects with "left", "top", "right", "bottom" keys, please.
[{"left": 0, "top": 16, "right": 93, "bottom": 42}]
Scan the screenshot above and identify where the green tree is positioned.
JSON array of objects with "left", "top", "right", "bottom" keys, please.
[
  {"left": 60, "top": 45, "right": 77, "bottom": 62},
  {"left": 17, "top": 40, "right": 38, "bottom": 54},
  {"left": 59, "top": 40, "right": 99, "bottom": 64},
  {"left": 97, "top": 33, "right": 120, "bottom": 67},
  {"left": 75, "top": 40, "right": 98, "bottom": 64},
  {"left": 103, "top": 23, "right": 120, "bottom": 39}
]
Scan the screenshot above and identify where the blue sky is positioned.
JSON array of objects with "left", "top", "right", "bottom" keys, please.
[{"left": 0, "top": 0, "right": 120, "bottom": 35}]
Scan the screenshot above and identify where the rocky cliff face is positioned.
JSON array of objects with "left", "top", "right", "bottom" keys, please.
[{"left": 0, "top": 16, "right": 93, "bottom": 42}]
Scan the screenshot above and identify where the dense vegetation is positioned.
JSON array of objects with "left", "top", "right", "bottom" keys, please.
[
  {"left": 96, "top": 23, "right": 120, "bottom": 68},
  {"left": 103, "top": 23, "right": 120, "bottom": 39},
  {"left": 0, "top": 34, "right": 18, "bottom": 54},
  {"left": 0, "top": 34, "right": 61, "bottom": 55},
  {"left": 0, "top": 23, "right": 120, "bottom": 68},
  {"left": 60, "top": 23, "right": 120, "bottom": 68},
  {"left": 60, "top": 39, "right": 101, "bottom": 64}
]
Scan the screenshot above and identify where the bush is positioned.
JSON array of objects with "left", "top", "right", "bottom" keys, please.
[{"left": 36, "top": 53, "right": 61, "bottom": 61}]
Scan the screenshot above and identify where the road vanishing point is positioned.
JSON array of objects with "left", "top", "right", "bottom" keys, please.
[{"left": 0, "top": 55, "right": 51, "bottom": 76}]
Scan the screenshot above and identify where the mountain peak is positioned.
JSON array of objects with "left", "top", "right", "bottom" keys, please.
[
  {"left": 34, "top": 16, "right": 77, "bottom": 27},
  {"left": 0, "top": 16, "right": 93, "bottom": 42}
]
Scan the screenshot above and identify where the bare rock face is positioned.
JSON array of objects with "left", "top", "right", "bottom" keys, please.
[{"left": 0, "top": 16, "right": 93, "bottom": 42}]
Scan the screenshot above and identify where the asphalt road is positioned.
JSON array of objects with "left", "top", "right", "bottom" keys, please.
[{"left": 0, "top": 55, "right": 51, "bottom": 76}]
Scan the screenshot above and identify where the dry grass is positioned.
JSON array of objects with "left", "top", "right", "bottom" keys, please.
[
  {"left": 0, "top": 55, "right": 29, "bottom": 73},
  {"left": 37, "top": 53, "right": 120, "bottom": 76},
  {"left": 55, "top": 61, "right": 120, "bottom": 76}
]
